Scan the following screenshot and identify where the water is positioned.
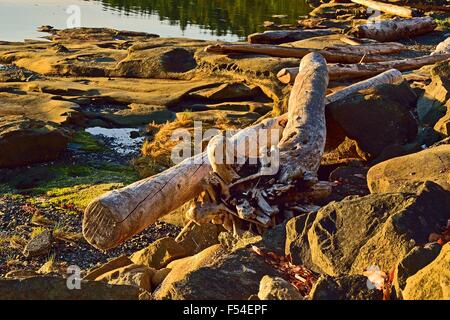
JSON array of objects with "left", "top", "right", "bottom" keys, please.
[
  {"left": 85, "top": 127, "right": 144, "bottom": 156},
  {"left": 0, "top": 0, "right": 311, "bottom": 42}
]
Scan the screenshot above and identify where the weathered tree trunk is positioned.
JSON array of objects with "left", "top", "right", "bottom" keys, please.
[
  {"left": 83, "top": 116, "right": 286, "bottom": 250},
  {"left": 323, "top": 42, "right": 406, "bottom": 55},
  {"left": 327, "top": 53, "right": 450, "bottom": 80},
  {"left": 248, "top": 29, "right": 336, "bottom": 44},
  {"left": 277, "top": 52, "right": 329, "bottom": 183},
  {"left": 433, "top": 37, "right": 450, "bottom": 55},
  {"left": 277, "top": 53, "right": 450, "bottom": 83},
  {"left": 351, "top": 17, "right": 437, "bottom": 42},
  {"left": 350, "top": 0, "right": 419, "bottom": 18},
  {"left": 205, "top": 43, "right": 393, "bottom": 63},
  {"left": 325, "top": 69, "right": 403, "bottom": 104}
]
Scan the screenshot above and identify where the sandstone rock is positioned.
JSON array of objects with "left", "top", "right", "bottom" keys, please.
[
  {"left": 176, "top": 223, "right": 222, "bottom": 256},
  {"left": 310, "top": 275, "right": 383, "bottom": 300},
  {"left": 154, "top": 244, "right": 284, "bottom": 300},
  {"left": 151, "top": 268, "right": 171, "bottom": 288},
  {"left": 326, "top": 82, "right": 418, "bottom": 161},
  {"left": 23, "top": 230, "right": 52, "bottom": 258},
  {"left": 0, "top": 91, "right": 80, "bottom": 124},
  {"left": 258, "top": 275, "right": 303, "bottom": 300},
  {"left": 308, "top": 182, "right": 450, "bottom": 276},
  {"left": 394, "top": 243, "right": 442, "bottom": 298},
  {"left": 95, "top": 264, "right": 155, "bottom": 293},
  {"left": 309, "top": 3, "right": 367, "bottom": 19},
  {"left": 130, "top": 237, "right": 188, "bottom": 270},
  {"left": 113, "top": 47, "right": 197, "bottom": 79},
  {"left": 189, "top": 82, "right": 261, "bottom": 102},
  {"left": 83, "top": 255, "right": 133, "bottom": 281},
  {"left": 367, "top": 145, "right": 450, "bottom": 193},
  {"left": 0, "top": 276, "right": 146, "bottom": 300},
  {"left": 435, "top": 106, "right": 450, "bottom": 138},
  {"left": 99, "top": 104, "right": 175, "bottom": 127},
  {"left": 0, "top": 116, "right": 71, "bottom": 168},
  {"left": 403, "top": 243, "right": 450, "bottom": 300}
]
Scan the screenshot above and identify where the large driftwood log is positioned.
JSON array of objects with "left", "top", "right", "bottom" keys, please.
[
  {"left": 277, "top": 53, "right": 450, "bottom": 83},
  {"left": 350, "top": 0, "right": 419, "bottom": 18},
  {"left": 247, "top": 29, "right": 336, "bottom": 44},
  {"left": 325, "top": 69, "right": 403, "bottom": 104},
  {"left": 205, "top": 43, "right": 393, "bottom": 63},
  {"left": 83, "top": 116, "right": 287, "bottom": 250},
  {"left": 277, "top": 53, "right": 329, "bottom": 183},
  {"left": 187, "top": 53, "right": 331, "bottom": 234},
  {"left": 351, "top": 17, "right": 437, "bottom": 42}
]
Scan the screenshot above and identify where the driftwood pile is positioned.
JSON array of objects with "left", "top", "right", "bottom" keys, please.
[{"left": 82, "top": 0, "right": 450, "bottom": 251}]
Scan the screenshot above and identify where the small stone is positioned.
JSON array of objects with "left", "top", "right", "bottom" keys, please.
[
  {"left": 23, "top": 230, "right": 52, "bottom": 258},
  {"left": 258, "top": 275, "right": 303, "bottom": 300}
]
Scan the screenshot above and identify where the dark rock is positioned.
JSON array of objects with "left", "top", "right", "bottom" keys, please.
[
  {"left": 310, "top": 275, "right": 383, "bottom": 300},
  {"left": 0, "top": 276, "right": 146, "bottom": 300},
  {"left": 308, "top": 182, "right": 450, "bottom": 276},
  {"left": 0, "top": 116, "right": 71, "bottom": 168},
  {"left": 394, "top": 243, "right": 442, "bottom": 298},
  {"left": 326, "top": 82, "right": 418, "bottom": 161}
]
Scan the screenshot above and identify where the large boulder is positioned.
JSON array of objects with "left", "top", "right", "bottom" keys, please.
[
  {"left": 367, "top": 145, "right": 450, "bottom": 193},
  {"left": 0, "top": 116, "right": 70, "bottom": 168},
  {"left": 154, "top": 244, "right": 283, "bottom": 300},
  {"left": 326, "top": 82, "right": 418, "bottom": 161},
  {"left": 308, "top": 182, "right": 450, "bottom": 276},
  {"left": 403, "top": 243, "right": 450, "bottom": 300},
  {"left": 0, "top": 276, "right": 146, "bottom": 300}
]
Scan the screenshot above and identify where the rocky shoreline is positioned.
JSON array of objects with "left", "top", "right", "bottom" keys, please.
[{"left": 0, "top": 1, "right": 449, "bottom": 300}]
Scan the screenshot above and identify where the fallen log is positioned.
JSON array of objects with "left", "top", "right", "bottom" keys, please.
[
  {"left": 325, "top": 68, "right": 403, "bottom": 104},
  {"left": 351, "top": 16, "right": 437, "bottom": 42},
  {"left": 433, "top": 37, "right": 450, "bottom": 56},
  {"left": 323, "top": 42, "right": 406, "bottom": 55},
  {"left": 277, "top": 53, "right": 450, "bottom": 83},
  {"left": 187, "top": 53, "right": 331, "bottom": 233},
  {"left": 350, "top": 0, "right": 419, "bottom": 18},
  {"left": 205, "top": 43, "right": 393, "bottom": 63},
  {"left": 83, "top": 116, "right": 287, "bottom": 250},
  {"left": 277, "top": 52, "right": 329, "bottom": 183},
  {"left": 247, "top": 29, "right": 336, "bottom": 44}
]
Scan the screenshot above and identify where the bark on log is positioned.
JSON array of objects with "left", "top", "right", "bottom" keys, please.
[
  {"left": 325, "top": 69, "right": 403, "bottom": 104},
  {"left": 351, "top": 17, "right": 437, "bottom": 42},
  {"left": 277, "top": 53, "right": 329, "bottom": 183},
  {"left": 205, "top": 43, "right": 393, "bottom": 63},
  {"left": 277, "top": 53, "right": 450, "bottom": 83},
  {"left": 83, "top": 116, "right": 286, "bottom": 250},
  {"left": 350, "top": 0, "right": 419, "bottom": 18},
  {"left": 247, "top": 29, "right": 336, "bottom": 44},
  {"left": 323, "top": 42, "right": 406, "bottom": 55}
]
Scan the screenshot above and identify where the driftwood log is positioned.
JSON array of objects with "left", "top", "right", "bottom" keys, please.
[
  {"left": 247, "top": 29, "right": 336, "bottom": 44},
  {"left": 83, "top": 116, "right": 287, "bottom": 250},
  {"left": 321, "top": 42, "right": 405, "bottom": 56},
  {"left": 351, "top": 17, "right": 437, "bottom": 42},
  {"left": 325, "top": 68, "right": 403, "bottom": 104},
  {"left": 278, "top": 52, "right": 450, "bottom": 83},
  {"left": 205, "top": 43, "right": 393, "bottom": 63},
  {"left": 350, "top": 0, "right": 419, "bottom": 18},
  {"left": 186, "top": 52, "right": 330, "bottom": 235},
  {"left": 83, "top": 53, "right": 330, "bottom": 250}
]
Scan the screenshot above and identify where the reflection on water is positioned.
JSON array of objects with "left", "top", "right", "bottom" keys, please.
[
  {"left": 0, "top": 0, "right": 311, "bottom": 42},
  {"left": 94, "top": 0, "right": 312, "bottom": 38}
]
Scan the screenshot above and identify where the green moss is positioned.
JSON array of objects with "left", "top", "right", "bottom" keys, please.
[
  {"left": 70, "top": 131, "right": 105, "bottom": 152},
  {"left": 436, "top": 17, "right": 450, "bottom": 30}
]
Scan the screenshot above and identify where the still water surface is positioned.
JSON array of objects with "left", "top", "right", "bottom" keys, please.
[{"left": 0, "top": 0, "right": 311, "bottom": 42}]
